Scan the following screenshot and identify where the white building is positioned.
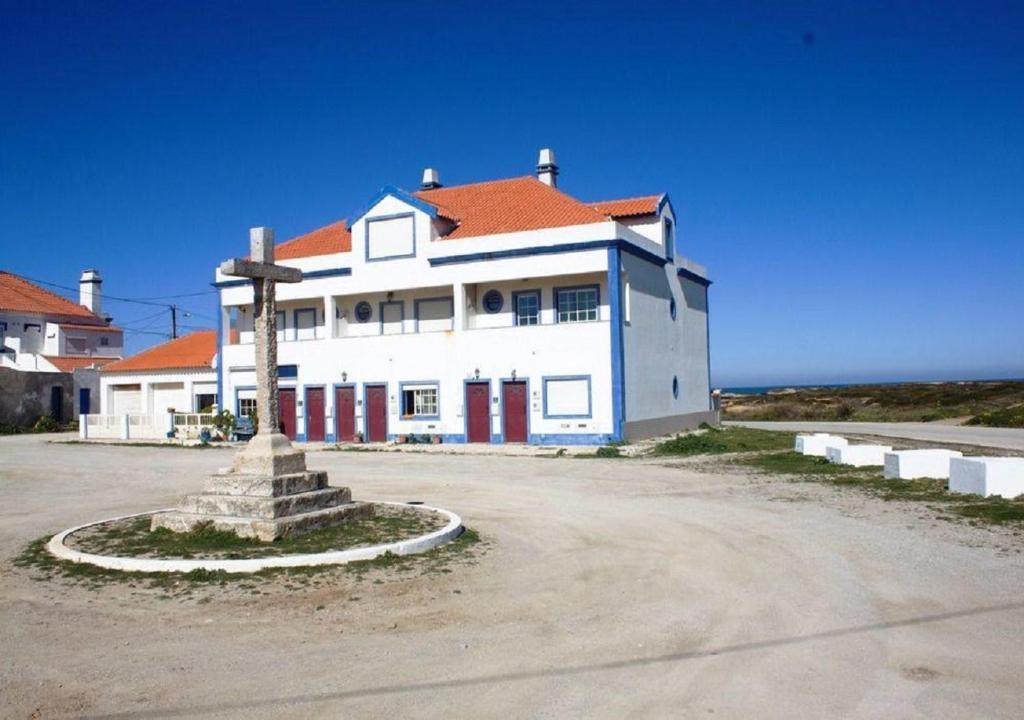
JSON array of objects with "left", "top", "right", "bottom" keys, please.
[
  {"left": 0, "top": 269, "right": 123, "bottom": 424},
  {"left": 100, "top": 330, "right": 218, "bottom": 416},
  {"left": 215, "top": 151, "right": 714, "bottom": 445}
]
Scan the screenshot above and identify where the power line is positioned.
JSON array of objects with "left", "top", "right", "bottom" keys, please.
[{"left": 16, "top": 273, "right": 212, "bottom": 309}]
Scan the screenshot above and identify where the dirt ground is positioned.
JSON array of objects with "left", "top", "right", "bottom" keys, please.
[{"left": 1, "top": 434, "right": 1023, "bottom": 719}]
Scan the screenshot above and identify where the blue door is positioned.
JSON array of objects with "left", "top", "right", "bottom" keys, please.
[{"left": 79, "top": 388, "right": 91, "bottom": 415}]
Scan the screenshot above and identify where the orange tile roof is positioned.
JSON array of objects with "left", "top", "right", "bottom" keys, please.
[
  {"left": 275, "top": 219, "right": 351, "bottom": 260},
  {"left": 60, "top": 322, "right": 121, "bottom": 332},
  {"left": 102, "top": 330, "right": 217, "bottom": 373},
  {"left": 587, "top": 195, "right": 662, "bottom": 218},
  {"left": 44, "top": 356, "right": 119, "bottom": 373},
  {"left": 0, "top": 271, "right": 106, "bottom": 323},
  {"left": 414, "top": 176, "right": 609, "bottom": 239}
]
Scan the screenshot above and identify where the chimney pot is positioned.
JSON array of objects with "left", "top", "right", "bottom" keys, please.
[
  {"left": 79, "top": 269, "right": 102, "bottom": 315},
  {"left": 537, "top": 148, "right": 559, "bottom": 187},
  {"left": 421, "top": 167, "right": 442, "bottom": 190}
]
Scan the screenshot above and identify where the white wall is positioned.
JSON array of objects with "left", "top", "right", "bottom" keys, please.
[{"left": 101, "top": 369, "right": 218, "bottom": 415}]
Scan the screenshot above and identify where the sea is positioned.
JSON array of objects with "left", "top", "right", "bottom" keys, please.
[{"left": 721, "top": 378, "right": 1021, "bottom": 396}]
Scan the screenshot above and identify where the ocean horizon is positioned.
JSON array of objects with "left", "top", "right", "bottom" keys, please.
[{"left": 720, "top": 377, "right": 1023, "bottom": 396}]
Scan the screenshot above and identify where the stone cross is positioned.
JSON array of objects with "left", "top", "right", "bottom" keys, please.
[{"left": 220, "top": 227, "right": 302, "bottom": 437}]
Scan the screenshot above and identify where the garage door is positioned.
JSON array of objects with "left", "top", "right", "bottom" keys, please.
[
  {"left": 110, "top": 385, "right": 141, "bottom": 415},
  {"left": 151, "top": 382, "right": 188, "bottom": 413}
]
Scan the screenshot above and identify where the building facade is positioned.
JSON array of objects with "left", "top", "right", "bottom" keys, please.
[
  {"left": 215, "top": 152, "right": 714, "bottom": 445},
  {"left": 0, "top": 269, "right": 123, "bottom": 424}
]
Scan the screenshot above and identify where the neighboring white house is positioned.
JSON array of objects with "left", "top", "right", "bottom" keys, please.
[
  {"left": 215, "top": 150, "right": 714, "bottom": 445},
  {"left": 100, "top": 330, "right": 218, "bottom": 416},
  {"left": 0, "top": 269, "right": 123, "bottom": 425}
]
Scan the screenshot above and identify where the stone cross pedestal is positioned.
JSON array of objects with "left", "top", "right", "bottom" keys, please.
[{"left": 151, "top": 227, "right": 371, "bottom": 541}]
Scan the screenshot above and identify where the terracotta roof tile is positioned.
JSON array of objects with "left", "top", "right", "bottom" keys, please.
[
  {"left": 102, "top": 330, "right": 216, "bottom": 373},
  {"left": 587, "top": 195, "right": 662, "bottom": 218},
  {"left": 59, "top": 322, "right": 120, "bottom": 331},
  {"left": 414, "top": 176, "right": 608, "bottom": 239},
  {"left": 275, "top": 220, "right": 351, "bottom": 260},
  {"left": 44, "top": 356, "right": 119, "bottom": 372},
  {"left": 0, "top": 271, "right": 105, "bottom": 322}
]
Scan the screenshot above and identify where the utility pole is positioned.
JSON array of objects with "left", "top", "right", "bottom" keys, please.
[{"left": 170, "top": 304, "right": 178, "bottom": 339}]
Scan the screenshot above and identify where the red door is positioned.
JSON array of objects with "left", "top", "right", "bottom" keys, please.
[
  {"left": 335, "top": 386, "right": 356, "bottom": 442},
  {"left": 365, "top": 385, "right": 388, "bottom": 442},
  {"left": 502, "top": 381, "right": 528, "bottom": 443},
  {"left": 466, "top": 382, "right": 491, "bottom": 443},
  {"left": 279, "top": 388, "right": 297, "bottom": 440},
  {"left": 305, "top": 387, "right": 325, "bottom": 442}
]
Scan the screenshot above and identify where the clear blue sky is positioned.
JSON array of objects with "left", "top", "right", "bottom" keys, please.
[{"left": 2, "top": 1, "right": 1021, "bottom": 386}]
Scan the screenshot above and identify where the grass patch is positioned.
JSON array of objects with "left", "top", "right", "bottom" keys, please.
[
  {"left": 67, "top": 505, "right": 448, "bottom": 560},
  {"left": 967, "top": 405, "right": 1024, "bottom": 429},
  {"left": 740, "top": 451, "right": 1024, "bottom": 525},
  {"left": 652, "top": 426, "right": 795, "bottom": 456}
]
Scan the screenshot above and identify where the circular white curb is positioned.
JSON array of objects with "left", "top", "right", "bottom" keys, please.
[{"left": 46, "top": 501, "right": 464, "bottom": 574}]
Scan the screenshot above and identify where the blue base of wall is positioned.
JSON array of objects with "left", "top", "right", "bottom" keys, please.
[{"left": 296, "top": 432, "right": 611, "bottom": 446}]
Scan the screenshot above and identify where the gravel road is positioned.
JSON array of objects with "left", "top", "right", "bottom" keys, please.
[{"left": 1, "top": 434, "right": 1022, "bottom": 719}]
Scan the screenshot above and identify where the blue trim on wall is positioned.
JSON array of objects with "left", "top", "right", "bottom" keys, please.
[
  {"left": 365, "top": 211, "right": 417, "bottom": 262},
  {"left": 607, "top": 246, "right": 626, "bottom": 441},
  {"left": 412, "top": 296, "right": 454, "bottom": 333},
  {"left": 677, "top": 266, "right": 713, "bottom": 287},
  {"left": 429, "top": 238, "right": 668, "bottom": 269},
  {"left": 362, "top": 381, "right": 389, "bottom": 442},
  {"left": 349, "top": 185, "right": 439, "bottom": 227},
  {"left": 398, "top": 380, "right": 441, "bottom": 420},
  {"left": 511, "top": 289, "right": 541, "bottom": 326},
  {"left": 215, "top": 289, "right": 223, "bottom": 412},
  {"left": 528, "top": 433, "right": 614, "bottom": 446},
  {"left": 379, "top": 300, "right": 405, "bottom": 335},
  {"left": 302, "top": 267, "right": 351, "bottom": 279},
  {"left": 278, "top": 364, "right": 298, "bottom": 379},
  {"left": 705, "top": 284, "right": 712, "bottom": 410},
  {"left": 212, "top": 278, "right": 251, "bottom": 289},
  {"left": 541, "top": 375, "right": 593, "bottom": 419},
  {"left": 552, "top": 283, "right": 601, "bottom": 324},
  {"left": 463, "top": 378, "right": 492, "bottom": 443}
]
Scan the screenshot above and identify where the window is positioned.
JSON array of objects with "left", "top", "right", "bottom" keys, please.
[
  {"left": 294, "top": 309, "right": 316, "bottom": 340},
  {"left": 65, "top": 336, "right": 88, "bottom": 355},
  {"left": 401, "top": 383, "right": 439, "bottom": 418},
  {"left": 669, "top": 297, "right": 677, "bottom": 320},
  {"left": 380, "top": 301, "right": 404, "bottom": 335},
  {"left": 514, "top": 291, "right": 540, "bottom": 326},
  {"left": 355, "top": 301, "right": 372, "bottom": 323},
  {"left": 672, "top": 376, "right": 679, "bottom": 399},
  {"left": 415, "top": 297, "right": 454, "bottom": 333},
  {"left": 555, "top": 287, "right": 598, "bottom": 323},
  {"left": 195, "top": 393, "right": 217, "bottom": 412},
  {"left": 483, "top": 289, "right": 504, "bottom": 314},
  {"left": 366, "top": 213, "right": 415, "bottom": 260},
  {"left": 99, "top": 336, "right": 110, "bottom": 347},
  {"left": 543, "top": 376, "right": 591, "bottom": 418},
  {"left": 239, "top": 398, "right": 257, "bottom": 418},
  {"left": 276, "top": 310, "right": 287, "bottom": 342}
]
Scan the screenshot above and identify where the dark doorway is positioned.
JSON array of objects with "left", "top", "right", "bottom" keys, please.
[
  {"left": 365, "top": 385, "right": 388, "bottom": 442},
  {"left": 305, "top": 387, "right": 325, "bottom": 442},
  {"left": 502, "top": 381, "right": 528, "bottom": 443},
  {"left": 50, "top": 386, "right": 63, "bottom": 423},
  {"left": 78, "top": 388, "right": 91, "bottom": 416},
  {"left": 466, "top": 382, "right": 491, "bottom": 443},
  {"left": 278, "top": 388, "right": 297, "bottom": 440}
]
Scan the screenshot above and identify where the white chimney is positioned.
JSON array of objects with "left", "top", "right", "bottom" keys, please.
[
  {"left": 421, "top": 167, "right": 442, "bottom": 190},
  {"left": 79, "top": 269, "right": 102, "bottom": 315},
  {"left": 537, "top": 148, "right": 558, "bottom": 187}
]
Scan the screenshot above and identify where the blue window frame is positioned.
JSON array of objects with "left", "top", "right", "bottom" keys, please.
[
  {"left": 665, "top": 216, "right": 675, "bottom": 260},
  {"left": 541, "top": 375, "right": 593, "bottom": 419},
  {"left": 513, "top": 290, "right": 541, "bottom": 326},
  {"left": 483, "top": 289, "right": 504, "bottom": 313},
  {"left": 672, "top": 376, "right": 679, "bottom": 399},
  {"left": 669, "top": 297, "right": 677, "bottom": 320},
  {"left": 293, "top": 308, "right": 317, "bottom": 340},
  {"left": 365, "top": 212, "right": 417, "bottom": 262},
  {"left": 554, "top": 285, "right": 599, "bottom": 323},
  {"left": 399, "top": 381, "right": 440, "bottom": 419}
]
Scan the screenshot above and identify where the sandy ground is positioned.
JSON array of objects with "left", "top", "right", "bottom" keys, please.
[{"left": 1, "top": 434, "right": 1023, "bottom": 719}]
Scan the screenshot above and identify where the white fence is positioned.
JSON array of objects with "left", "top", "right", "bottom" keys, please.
[{"left": 80, "top": 412, "right": 215, "bottom": 441}]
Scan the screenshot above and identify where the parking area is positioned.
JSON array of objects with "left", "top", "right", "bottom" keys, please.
[{"left": 1, "top": 433, "right": 1022, "bottom": 718}]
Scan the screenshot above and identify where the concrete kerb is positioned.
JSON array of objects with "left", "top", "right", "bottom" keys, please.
[{"left": 46, "top": 501, "right": 464, "bottom": 574}]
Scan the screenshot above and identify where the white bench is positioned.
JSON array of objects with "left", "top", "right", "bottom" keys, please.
[
  {"left": 883, "top": 449, "right": 963, "bottom": 480},
  {"left": 795, "top": 434, "right": 849, "bottom": 457},
  {"left": 826, "top": 444, "right": 892, "bottom": 467},
  {"left": 948, "top": 457, "right": 1024, "bottom": 498}
]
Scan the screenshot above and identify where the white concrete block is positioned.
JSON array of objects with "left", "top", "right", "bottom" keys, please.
[
  {"left": 883, "top": 449, "right": 963, "bottom": 480},
  {"left": 825, "top": 444, "right": 892, "bottom": 467},
  {"left": 795, "top": 433, "right": 849, "bottom": 457},
  {"left": 948, "top": 457, "right": 1024, "bottom": 498}
]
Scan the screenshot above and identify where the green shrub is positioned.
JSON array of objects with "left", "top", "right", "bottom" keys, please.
[
  {"left": 967, "top": 405, "right": 1024, "bottom": 428},
  {"left": 653, "top": 427, "right": 794, "bottom": 456},
  {"left": 0, "top": 422, "right": 23, "bottom": 435},
  {"left": 31, "top": 415, "right": 62, "bottom": 433},
  {"left": 595, "top": 446, "right": 622, "bottom": 458}
]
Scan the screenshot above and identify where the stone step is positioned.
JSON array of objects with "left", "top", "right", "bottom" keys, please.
[
  {"left": 178, "top": 486, "right": 352, "bottom": 520},
  {"left": 151, "top": 501, "right": 374, "bottom": 542},
  {"left": 204, "top": 471, "right": 328, "bottom": 497}
]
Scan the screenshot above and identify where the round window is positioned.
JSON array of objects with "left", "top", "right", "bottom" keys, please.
[
  {"left": 672, "top": 376, "right": 679, "bottom": 399},
  {"left": 355, "top": 301, "right": 372, "bottom": 323},
  {"left": 483, "top": 289, "right": 504, "bottom": 314},
  {"left": 670, "top": 297, "right": 677, "bottom": 320}
]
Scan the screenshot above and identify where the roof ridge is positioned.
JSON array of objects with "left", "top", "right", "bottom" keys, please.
[
  {"left": 587, "top": 193, "right": 663, "bottom": 204},
  {"left": 0, "top": 270, "right": 101, "bottom": 320},
  {"left": 414, "top": 175, "right": 535, "bottom": 195}
]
